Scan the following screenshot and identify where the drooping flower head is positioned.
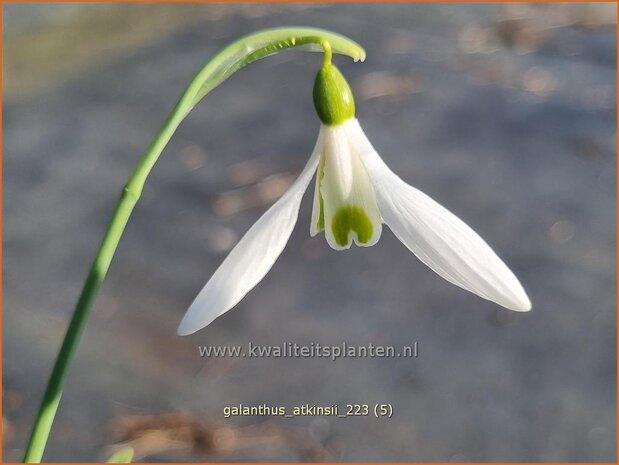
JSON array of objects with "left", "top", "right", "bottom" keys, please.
[{"left": 178, "top": 43, "right": 531, "bottom": 336}]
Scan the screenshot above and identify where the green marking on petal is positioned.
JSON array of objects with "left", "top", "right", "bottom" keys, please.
[
  {"left": 331, "top": 205, "right": 374, "bottom": 247},
  {"left": 317, "top": 194, "right": 325, "bottom": 231}
]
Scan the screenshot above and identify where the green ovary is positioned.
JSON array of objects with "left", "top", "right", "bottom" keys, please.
[{"left": 331, "top": 205, "right": 374, "bottom": 246}]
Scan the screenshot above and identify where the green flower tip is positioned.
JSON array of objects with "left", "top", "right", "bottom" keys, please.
[{"left": 313, "top": 43, "right": 356, "bottom": 126}]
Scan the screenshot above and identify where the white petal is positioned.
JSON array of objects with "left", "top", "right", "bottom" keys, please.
[
  {"left": 320, "top": 122, "right": 382, "bottom": 250},
  {"left": 310, "top": 130, "right": 325, "bottom": 237},
  {"left": 347, "top": 120, "right": 531, "bottom": 312},
  {"left": 177, "top": 145, "right": 321, "bottom": 335}
]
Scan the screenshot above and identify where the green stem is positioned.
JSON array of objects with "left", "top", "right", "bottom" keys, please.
[
  {"left": 22, "top": 102, "right": 183, "bottom": 464},
  {"left": 22, "top": 27, "right": 364, "bottom": 463},
  {"left": 321, "top": 40, "right": 332, "bottom": 67}
]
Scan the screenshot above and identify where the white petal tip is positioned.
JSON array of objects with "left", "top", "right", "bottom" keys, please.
[
  {"left": 326, "top": 240, "right": 352, "bottom": 251},
  {"left": 497, "top": 288, "right": 532, "bottom": 312},
  {"left": 177, "top": 307, "right": 219, "bottom": 336},
  {"left": 510, "top": 296, "right": 532, "bottom": 312},
  {"left": 177, "top": 320, "right": 198, "bottom": 337}
]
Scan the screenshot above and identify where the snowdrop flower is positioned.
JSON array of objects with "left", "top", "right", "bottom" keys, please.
[{"left": 178, "top": 47, "right": 531, "bottom": 336}]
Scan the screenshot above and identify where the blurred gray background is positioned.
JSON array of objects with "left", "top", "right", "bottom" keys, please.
[{"left": 3, "top": 3, "right": 616, "bottom": 462}]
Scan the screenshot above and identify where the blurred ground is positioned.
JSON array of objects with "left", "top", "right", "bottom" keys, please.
[{"left": 3, "top": 3, "right": 617, "bottom": 462}]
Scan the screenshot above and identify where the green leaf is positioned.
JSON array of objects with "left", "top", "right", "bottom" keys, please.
[{"left": 107, "top": 447, "right": 134, "bottom": 463}]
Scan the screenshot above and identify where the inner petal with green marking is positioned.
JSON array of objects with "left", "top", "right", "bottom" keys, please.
[
  {"left": 310, "top": 121, "right": 382, "bottom": 250},
  {"left": 331, "top": 204, "right": 374, "bottom": 246}
]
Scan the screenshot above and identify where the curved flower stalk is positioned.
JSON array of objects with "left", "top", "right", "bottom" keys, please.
[
  {"left": 23, "top": 28, "right": 365, "bottom": 463},
  {"left": 178, "top": 43, "right": 531, "bottom": 336}
]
